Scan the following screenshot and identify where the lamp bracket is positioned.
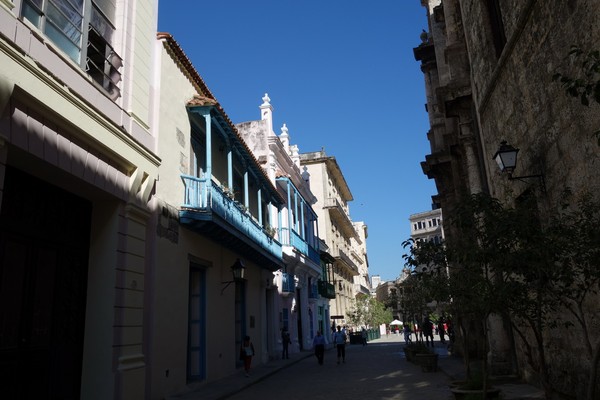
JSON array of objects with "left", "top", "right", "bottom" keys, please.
[
  {"left": 507, "top": 173, "right": 546, "bottom": 193},
  {"left": 221, "top": 280, "right": 235, "bottom": 295}
]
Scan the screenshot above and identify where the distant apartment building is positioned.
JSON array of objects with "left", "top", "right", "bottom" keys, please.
[
  {"left": 371, "top": 275, "right": 382, "bottom": 290},
  {"left": 299, "top": 149, "right": 368, "bottom": 328},
  {"left": 409, "top": 206, "right": 444, "bottom": 245}
]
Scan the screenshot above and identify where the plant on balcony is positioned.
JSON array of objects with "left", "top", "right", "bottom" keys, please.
[
  {"left": 264, "top": 225, "right": 276, "bottom": 238},
  {"left": 236, "top": 202, "right": 247, "bottom": 213},
  {"left": 221, "top": 185, "right": 235, "bottom": 199}
]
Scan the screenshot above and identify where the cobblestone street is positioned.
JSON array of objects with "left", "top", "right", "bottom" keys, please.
[
  {"left": 228, "top": 336, "right": 453, "bottom": 400},
  {"left": 169, "top": 333, "right": 544, "bottom": 400}
]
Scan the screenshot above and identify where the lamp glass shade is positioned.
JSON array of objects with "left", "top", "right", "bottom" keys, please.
[
  {"left": 231, "top": 259, "right": 245, "bottom": 281},
  {"left": 493, "top": 142, "right": 519, "bottom": 173}
]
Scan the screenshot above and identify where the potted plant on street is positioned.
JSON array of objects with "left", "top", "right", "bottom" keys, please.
[
  {"left": 415, "top": 347, "right": 439, "bottom": 372},
  {"left": 403, "top": 341, "right": 429, "bottom": 363}
]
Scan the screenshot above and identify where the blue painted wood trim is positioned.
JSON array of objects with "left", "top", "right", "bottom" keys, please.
[
  {"left": 203, "top": 112, "right": 212, "bottom": 206},
  {"left": 244, "top": 171, "right": 249, "bottom": 208},
  {"left": 180, "top": 175, "right": 283, "bottom": 260},
  {"left": 257, "top": 189, "right": 262, "bottom": 225},
  {"left": 286, "top": 180, "right": 292, "bottom": 238},
  {"left": 227, "top": 148, "right": 233, "bottom": 191}
]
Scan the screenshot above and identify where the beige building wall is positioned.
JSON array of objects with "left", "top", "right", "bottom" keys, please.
[
  {"left": 0, "top": 1, "right": 160, "bottom": 399},
  {"left": 300, "top": 150, "right": 364, "bottom": 328},
  {"left": 148, "top": 35, "right": 286, "bottom": 399}
]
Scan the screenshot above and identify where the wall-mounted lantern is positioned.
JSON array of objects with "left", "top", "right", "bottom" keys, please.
[
  {"left": 221, "top": 259, "right": 246, "bottom": 294},
  {"left": 493, "top": 141, "right": 546, "bottom": 192}
]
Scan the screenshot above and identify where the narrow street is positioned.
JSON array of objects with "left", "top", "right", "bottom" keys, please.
[{"left": 228, "top": 335, "right": 453, "bottom": 400}]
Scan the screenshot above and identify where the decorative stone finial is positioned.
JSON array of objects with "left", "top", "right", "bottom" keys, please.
[
  {"left": 261, "top": 93, "right": 271, "bottom": 106},
  {"left": 281, "top": 123, "right": 289, "bottom": 136}
]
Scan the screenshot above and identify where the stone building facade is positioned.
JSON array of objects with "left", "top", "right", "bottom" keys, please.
[
  {"left": 409, "top": 207, "right": 444, "bottom": 246},
  {"left": 415, "top": 0, "right": 600, "bottom": 397}
]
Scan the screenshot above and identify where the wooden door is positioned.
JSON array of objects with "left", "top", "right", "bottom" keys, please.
[{"left": 0, "top": 167, "right": 91, "bottom": 399}]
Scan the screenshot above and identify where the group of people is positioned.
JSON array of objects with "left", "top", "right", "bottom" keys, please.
[
  {"left": 242, "top": 320, "right": 451, "bottom": 376},
  {"left": 312, "top": 325, "right": 348, "bottom": 365},
  {"left": 400, "top": 318, "right": 452, "bottom": 346},
  {"left": 288, "top": 325, "right": 352, "bottom": 366}
]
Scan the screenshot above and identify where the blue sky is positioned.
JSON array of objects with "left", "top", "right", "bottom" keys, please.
[{"left": 158, "top": 1, "right": 437, "bottom": 283}]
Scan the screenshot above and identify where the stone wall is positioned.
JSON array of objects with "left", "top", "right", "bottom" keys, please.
[{"left": 417, "top": 0, "right": 600, "bottom": 397}]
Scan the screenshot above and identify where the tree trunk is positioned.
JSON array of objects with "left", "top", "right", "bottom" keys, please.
[{"left": 587, "top": 337, "right": 600, "bottom": 400}]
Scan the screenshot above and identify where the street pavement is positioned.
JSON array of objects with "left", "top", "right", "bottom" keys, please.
[{"left": 166, "top": 334, "right": 545, "bottom": 400}]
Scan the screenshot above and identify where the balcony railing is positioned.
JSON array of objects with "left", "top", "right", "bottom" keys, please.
[
  {"left": 336, "top": 249, "right": 359, "bottom": 274},
  {"left": 280, "top": 228, "right": 321, "bottom": 264},
  {"left": 181, "top": 175, "right": 282, "bottom": 260},
  {"left": 318, "top": 280, "right": 336, "bottom": 299},
  {"left": 281, "top": 273, "right": 295, "bottom": 293},
  {"left": 86, "top": 25, "right": 122, "bottom": 100},
  {"left": 324, "top": 197, "right": 357, "bottom": 239}
]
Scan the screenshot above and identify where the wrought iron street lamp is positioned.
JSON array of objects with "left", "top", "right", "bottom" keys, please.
[
  {"left": 493, "top": 141, "right": 546, "bottom": 192},
  {"left": 493, "top": 140, "right": 519, "bottom": 175},
  {"left": 221, "top": 259, "right": 246, "bottom": 294}
]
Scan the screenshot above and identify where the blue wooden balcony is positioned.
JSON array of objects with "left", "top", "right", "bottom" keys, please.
[
  {"left": 318, "top": 280, "right": 336, "bottom": 299},
  {"left": 180, "top": 175, "right": 283, "bottom": 271},
  {"left": 281, "top": 272, "right": 295, "bottom": 293},
  {"left": 309, "top": 282, "right": 319, "bottom": 300},
  {"left": 280, "top": 228, "right": 321, "bottom": 264}
]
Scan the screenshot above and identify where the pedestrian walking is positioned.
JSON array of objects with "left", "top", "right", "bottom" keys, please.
[
  {"left": 312, "top": 330, "right": 326, "bottom": 365},
  {"left": 437, "top": 319, "right": 446, "bottom": 344},
  {"left": 422, "top": 317, "right": 434, "bottom": 347},
  {"left": 239, "top": 335, "right": 255, "bottom": 377},
  {"left": 403, "top": 324, "right": 412, "bottom": 345},
  {"left": 361, "top": 327, "right": 368, "bottom": 346},
  {"left": 333, "top": 325, "right": 347, "bottom": 364},
  {"left": 281, "top": 327, "right": 291, "bottom": 359}
]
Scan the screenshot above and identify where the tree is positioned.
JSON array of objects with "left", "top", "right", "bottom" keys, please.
[
  {"left": 347, "top": 296, "right": 392, "bottom": 329},
  {"left": 403, "top": 192, "right": 600, "bottom": 399},
  {"left": 548, "top": 191, "right": 600, "bottom": 399},
  {"left": 553, "top": 45, "right": 600, "bottom": 145}
]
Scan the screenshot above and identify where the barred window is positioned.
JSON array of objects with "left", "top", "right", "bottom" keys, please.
[{"left": 22, "top": 0, "right": 122, "bottom": 99}]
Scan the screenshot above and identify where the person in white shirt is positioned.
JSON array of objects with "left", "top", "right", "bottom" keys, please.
[{"left": 333, "top": 326, "right": 347, "bottom": 364}]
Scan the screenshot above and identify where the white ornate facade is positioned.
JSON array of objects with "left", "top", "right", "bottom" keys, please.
[{"left": 236, "top": 94, "right": 328, "bottom": 352}]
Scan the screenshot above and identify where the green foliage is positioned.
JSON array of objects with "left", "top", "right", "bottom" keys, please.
[
  {"left": 402, "top": 191, "right": 600, "bottom": 397},
  {"left": 552, "top": 45, "right": 600, "bottom": 145},
  {"left": 347, "top": 296, "right": 392, "bottom": 328},
  {"left": 405, "top": 341, "right": 431, "bottom": 354}
]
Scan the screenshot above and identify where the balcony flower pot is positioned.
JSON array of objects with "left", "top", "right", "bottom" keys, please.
[{"left": 415, "top": 352, "right": 438, "bottom": 372}]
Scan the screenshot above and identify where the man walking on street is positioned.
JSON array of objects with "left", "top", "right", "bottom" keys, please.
[
  {"left": 423, "top": 317, "right": 434, "bottom": 347},
  {"left": 333, "top": 326, "right": 347, "bottom": 364},
  {"left": 313, "top": 330, "right": 326, "bottom": 365}
]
